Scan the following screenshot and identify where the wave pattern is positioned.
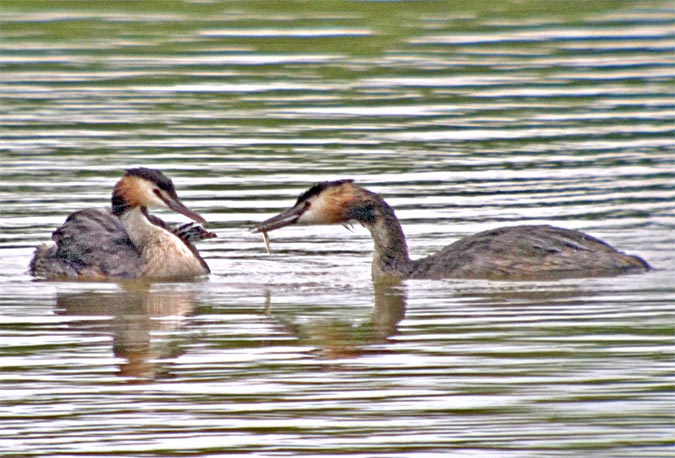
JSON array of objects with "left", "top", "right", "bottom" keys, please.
[{"left": 1, "top": 1, "right": 673, "bottom": 456}]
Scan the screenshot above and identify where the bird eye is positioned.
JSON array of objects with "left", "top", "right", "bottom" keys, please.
[{"left": 305, "top": 201, "right": 311, "bottom": 208}]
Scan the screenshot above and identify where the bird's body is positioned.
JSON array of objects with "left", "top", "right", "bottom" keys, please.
[
  {"left": 30, "top": 168, "right": 214, "bottom": 280},
  {"left": 254, "top": 180, "right": 650, "bottom": 281},
  {"left": 405, "top": 224, "right": 648, "bottom": 280}
]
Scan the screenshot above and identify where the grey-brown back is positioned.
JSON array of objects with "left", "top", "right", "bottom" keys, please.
[{"left": 409, "top": 224, "right": 650, "bottom": 280}]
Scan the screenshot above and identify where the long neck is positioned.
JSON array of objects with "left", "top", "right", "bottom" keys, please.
[
  {"left": 117, "top": 207, "right": 208, "bottom": 278},
  {"left": 358, "top": 192, "right": 414, "bottom": 280},
  {"left": 118, "top": 206, "right": 161, "bottom": 252}
]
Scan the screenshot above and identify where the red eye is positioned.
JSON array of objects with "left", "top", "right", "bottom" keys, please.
[{"left": 305, "top": 201, "right": 311, "bottom": 208}]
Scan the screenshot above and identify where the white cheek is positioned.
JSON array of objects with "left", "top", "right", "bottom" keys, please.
[
  {"left": 137, "top": 180, "right": 168, "bottom": 208},
  {"left": 297, "top": 205, "right": 324, "bottom": 225},
  {"left": 150, "top": 193, "right": 169, "bottom": 209}
]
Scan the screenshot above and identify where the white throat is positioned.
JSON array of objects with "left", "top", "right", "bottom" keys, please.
[{"left": 118, "top": 207, "right": 165, "bottom": 251}]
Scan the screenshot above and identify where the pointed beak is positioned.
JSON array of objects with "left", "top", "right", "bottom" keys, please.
[
  {"left": 163, "top": 195, "right": 207, "bottom": 224},
  {"left": 253, "top": 202, "right": 307, "bottom": 233}
]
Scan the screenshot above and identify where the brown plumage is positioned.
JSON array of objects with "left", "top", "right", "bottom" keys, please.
[
  {"left": 254, "top": 180, "right": 650, "bottom": 281},
  {"left": 30, "top": 168, "right": 214, "bottom": 280}
]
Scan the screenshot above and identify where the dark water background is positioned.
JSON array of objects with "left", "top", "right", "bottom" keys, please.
[{"left": 1, "top": 1, "right": 674, "bottom": 456}]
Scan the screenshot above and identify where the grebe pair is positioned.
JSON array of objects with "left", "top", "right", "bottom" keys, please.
[{"left": 31, "top": 171, "right": 650, "bottom": 281}]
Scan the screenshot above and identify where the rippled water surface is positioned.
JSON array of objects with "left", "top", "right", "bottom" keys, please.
[{"left": 1, "top": 1, "right": 674, "bottom": 456}]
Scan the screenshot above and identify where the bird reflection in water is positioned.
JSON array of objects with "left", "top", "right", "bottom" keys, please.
[
  {"left": 263, "top": 282, "right": 407, "bottom": 359},
  {"left": 55, "top": 281, "right": 198, "bottom": 381}
]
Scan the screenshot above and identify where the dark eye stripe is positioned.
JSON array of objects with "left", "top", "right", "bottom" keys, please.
[
  {"left": 125, "top": 168, "right": 175, "bottom": 193},
  {"left": 296, "top": 179, "right": 353, "bottom": 204}
]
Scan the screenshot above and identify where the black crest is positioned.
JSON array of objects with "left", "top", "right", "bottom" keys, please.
[
  {"left": 112, "top": 168, "right": 178, "bottom": 216},
  {"left": 125, "top": 168, "right": 175, "bottom": 193},
  {"left": 296, "top": 179, "right": 354, "bottom": 204}
]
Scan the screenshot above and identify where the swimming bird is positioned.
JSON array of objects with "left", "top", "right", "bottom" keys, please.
[
  {"left": 30, "top": 168, "right": 215, "bottom": 280},
  {"left": 254, "top": 180, "right": 650, "bottom": 281}
]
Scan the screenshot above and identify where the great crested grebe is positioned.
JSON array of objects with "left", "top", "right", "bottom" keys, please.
[
  {"left": 30, "top": 168, "right": 215, "bottom": 280},
  {"left": 254, "top": 180, "right": 650, "bottom": 281}
]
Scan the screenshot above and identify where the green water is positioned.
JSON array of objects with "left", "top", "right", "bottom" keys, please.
[{"left": 1, "top": 1, "right": 674, "bottom": 456}]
